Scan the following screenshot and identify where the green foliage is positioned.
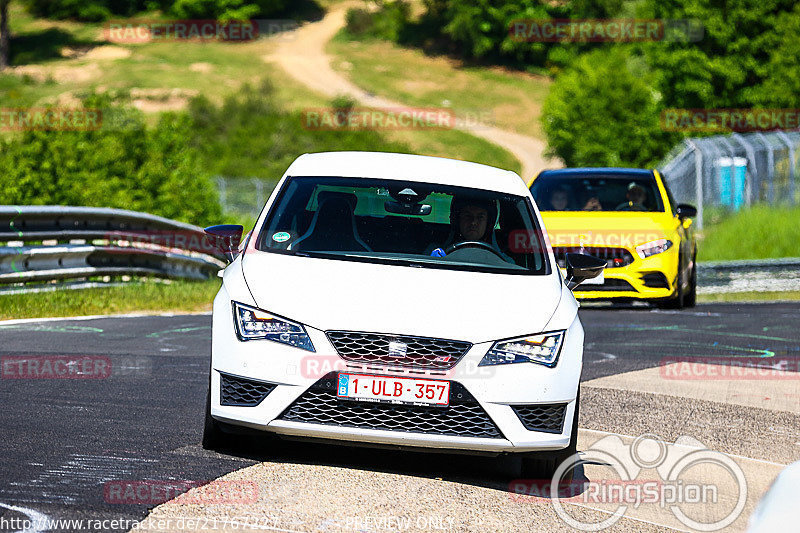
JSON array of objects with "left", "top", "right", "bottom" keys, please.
[
  {"left": 698, "top": 205, "right": 800, "bottom": 261},
  {"left": 170, "top": 0, "right": 286, "bottom": 20},
  {"left": 344, "top": 1, "right": 410, "bottom": 41},
  {"left": 442, "top": 0, "right": 553, "bottom": 64},
  {"left": 186, "top": 80, "right": 411, "bottom": 183},
  {"left": 752, "top": 3, "right": 800, "bottom": 107},
  {"left": 9, "top": 28, "right": 97, "bottom": 66},
  {"left": 638, "top": 0, "right": 800, "bottom": 110},
  {"left": 353, "top": 0, "right": 800, "bottom": 167},
  {"left": 541, "top": 48, "right": 679, "bottom": 167},
  {"left": 0, "top": 97, "right": 222, "bottom": 226},
  {"left": 21, "top": 0, "right": 165, "bottom": 21},
  {"left": 330, "top": 94, "right": 356, "bottom": 115},
  {"left": 22, "top": 0, "right": 298, "bottom": 21}
]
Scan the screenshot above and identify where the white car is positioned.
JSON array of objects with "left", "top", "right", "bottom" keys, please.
[{"left": 202, "top": 152, "right": 604, "bottom": 478}]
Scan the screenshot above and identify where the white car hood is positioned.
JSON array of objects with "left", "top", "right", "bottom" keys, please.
[{"left": 241, "top": 251, "right": 561, "bottom": 344}]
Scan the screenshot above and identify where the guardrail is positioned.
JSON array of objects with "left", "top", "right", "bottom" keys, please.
[
  {"left": 0, "top": 206, "right": 225, "bottom": 285},
  {"left": 697, "top": 258, "right": 800, "bottom": 294},
  {"left": 2, "top": 205, "right": 797, "bottom": 294}
]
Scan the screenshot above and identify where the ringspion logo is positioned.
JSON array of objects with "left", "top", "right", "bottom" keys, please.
[{"left": 511, "top": 434, "right": 747, "bottom": 531}]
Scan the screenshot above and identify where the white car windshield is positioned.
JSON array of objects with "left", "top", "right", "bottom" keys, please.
[{"left": 256, "top": 176, "right": 550, "bottom": 275}]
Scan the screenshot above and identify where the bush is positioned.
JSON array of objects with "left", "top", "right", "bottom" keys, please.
[
  {"left": 186, "top": 80, "right": 411, "bottom": 182},
  {"left": 541, "top": 48, "right": 679, "bottom": 168},
  {"left": 330, "top": 94, "right": 356, "bottom": 117},
  {"left": 0, "top": 99, "right": 221, "bottom": 226},
  {"left": 345, "top": 7, "right": 374, "bottom": 35},
  {"left": 344, "top": 1, "right": 410, "bottom": 41},
  {"left": 23, "top": 0, "right": 290, "bottom": 21},
  {"left": 169, "top": 0, "right": 289, "bottom": 19},
  {"left": 21, "top": 0, "right": 162, "bottom": 21}
]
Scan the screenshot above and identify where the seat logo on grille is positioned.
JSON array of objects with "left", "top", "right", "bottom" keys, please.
[{"left": 388, "top": 341, "right": 408, "bottom": 357}]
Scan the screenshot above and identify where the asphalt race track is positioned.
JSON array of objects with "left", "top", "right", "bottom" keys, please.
[{"left": 1, "top": 303, "right": 799, "bottom": 532}]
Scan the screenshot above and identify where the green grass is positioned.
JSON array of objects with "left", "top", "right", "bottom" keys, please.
[
  {"left": 1, "top": 1, "right": 520, "bottom": 172},
  {"left": 698, "top": 205, "right": 800, "bottom": 262},
  {"left": 698, "top": 290, "right": 800, "bottom": 303},
  {"left": 327, "top": 33, "right": 551, "bottom": 141},
  {"left": 0, "top": 279, "right": 219, "bottom": 320}
]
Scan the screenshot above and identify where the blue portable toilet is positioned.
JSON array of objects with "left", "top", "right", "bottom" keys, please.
[{"left": 716, "top": 157, "right": 747, "bottom": 210}]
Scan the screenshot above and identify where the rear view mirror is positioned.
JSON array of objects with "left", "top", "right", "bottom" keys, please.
[
  {"left": 564, "top": 253, "right": 606, "bottom": 290},
  {"left": 384, "top": 201, "right": 432, "bottom": 216},
  {"left": 676, "top": 204, "right": 697, "bottom": 219},
  {"left": 204, "top": 224, "right": 244, "bottom": 262}
]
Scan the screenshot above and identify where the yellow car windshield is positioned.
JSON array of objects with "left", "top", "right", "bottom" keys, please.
[{"left": 531, "top": 173, "right": 664, "bottom": 212}]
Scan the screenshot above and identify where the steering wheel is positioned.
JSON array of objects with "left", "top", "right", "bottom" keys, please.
[
  {"left": 615, "top": 202, "right": 646, "bottom": 211},
  {"left": 444, "top": 241, "right": 506, "bottom": 260}
]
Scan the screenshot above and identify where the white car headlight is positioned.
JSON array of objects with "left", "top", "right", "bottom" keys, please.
[
  {"left": 232, "top": 302, "right": 315, "bottom": 352},
  {"left": 479, "top": 331, "right": 565, "bottom": 367},
  {"left": 635, "top": 238, "right": 673, "bottom": 259}
]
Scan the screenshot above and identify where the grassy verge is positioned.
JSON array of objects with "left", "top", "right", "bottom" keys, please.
[
  {"left": 327, "top": 34, "right": 551, "bottom": 141},
  {"left": 0, "top": 280, "right": 219, "bottom": 320},
  {"left": 2, "top": 1, "right": 520, "bottom": 172},
  {"left": 698, "top": 205, "right": 800, "bottom": 262},
  {"left": 2, "top": 279, "right": 797, "bottom": 321},
  {"left": 698, "top": 291, "right": 800, "bottom": 303}
]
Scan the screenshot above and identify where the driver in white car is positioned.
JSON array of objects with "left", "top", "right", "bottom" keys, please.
[{"left": 429, "top": 197, "right": 503, "bottom": 257}]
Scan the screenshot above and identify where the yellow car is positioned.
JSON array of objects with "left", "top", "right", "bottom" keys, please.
[{"left": 529, "top": 168, "right": 698, "bottom": 308}]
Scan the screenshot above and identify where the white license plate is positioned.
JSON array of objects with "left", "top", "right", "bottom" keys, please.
[
  {"left": 560, "top": 268, "right": 605, "bottom": 285},
  {"left": 337, "top": 373, "right": 450, "bottom": 406}
]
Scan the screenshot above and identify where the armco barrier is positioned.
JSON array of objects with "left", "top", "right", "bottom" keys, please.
[
  {"left": 0, "top": 206, "right": 225, "bottom": 284},
  {"left": 697, "top": 258, "right": 800, "bottom": 294}
]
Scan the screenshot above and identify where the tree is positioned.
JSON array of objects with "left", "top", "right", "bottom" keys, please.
[
  {"left": 0, "top": 0, "right": 9, "bottom": 70},
  {"left": 639, "top": 0, "right": 800, "bottom": 109},
  {"left": 541, "top": 48, "right": 680, "bottom": 168}
]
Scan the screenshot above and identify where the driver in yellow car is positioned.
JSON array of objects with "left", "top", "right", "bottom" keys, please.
[{"left": 616, "top": 182, "right": 648, "bottom": 211}]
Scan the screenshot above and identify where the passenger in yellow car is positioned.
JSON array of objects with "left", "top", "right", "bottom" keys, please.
[
  {"left": 549, "top": 188, "right": 570, "bottom": 211},
  {"left": 582, "top": 194, "right": 602, "bottom": 211}
]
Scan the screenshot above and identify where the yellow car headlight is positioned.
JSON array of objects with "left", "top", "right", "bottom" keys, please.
[{"left": 636, "top": 239, "right": 673, "bottom": 259}]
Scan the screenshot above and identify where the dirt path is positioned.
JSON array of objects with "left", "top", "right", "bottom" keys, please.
[{"left": 265, "top": 5, "right": 560, "bottom": 179}]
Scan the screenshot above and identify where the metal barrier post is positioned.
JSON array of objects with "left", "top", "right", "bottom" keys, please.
[
  {"left": 687, "top": 140, "right": 704, "bottom": 230},
  {"left": 776, "top": 131, "right": 796, "bottom": 204}
]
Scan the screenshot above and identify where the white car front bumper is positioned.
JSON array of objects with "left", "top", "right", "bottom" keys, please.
[{"left": 210, "top": 285, "right": 583, "bottom": 454}]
